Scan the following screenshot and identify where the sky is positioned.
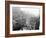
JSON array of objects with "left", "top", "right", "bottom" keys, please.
[{"left": 13, "top": 7, "right": 40, "bottom": 17}]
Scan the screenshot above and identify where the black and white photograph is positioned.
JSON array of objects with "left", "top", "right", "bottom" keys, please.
[{"left": 12, "top": 7, "right": 40, "bottom": 31}]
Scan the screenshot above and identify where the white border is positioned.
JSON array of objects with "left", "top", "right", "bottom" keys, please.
[{"left": 10, "top": 4, "right": 43, "bottom": 34}]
